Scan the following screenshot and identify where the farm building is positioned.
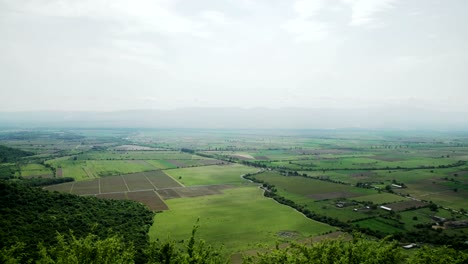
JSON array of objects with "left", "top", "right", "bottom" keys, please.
[
  {"left": 432, "top": 215, "right": 447, "bottom": 222},
  {"left": 380, "top": 205, "right": 392, "bottom": 211},
  {"left": 402, "top": 243, "right": 417, "bottom": 249},
  {"left": 391, "top": 184, "right": 403, "bottom": 188}
]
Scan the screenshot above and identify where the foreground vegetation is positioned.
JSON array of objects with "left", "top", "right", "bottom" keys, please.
[
  {"left": 2, "top": 229, "right": 467, "bottom": 264},
  {"left": 0, "top": 181, "right": 154, "bottom": 261}
]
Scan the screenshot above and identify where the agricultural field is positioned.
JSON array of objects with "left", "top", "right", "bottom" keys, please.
[
  {"left": 150, "top": 186, "right": 336, "bottom": 254},
  {"left": 165, "top": 164, "right": 259, "bottom": 186},
  {"left": 17, "top": 163, "right": 52, "bottom": 177},
  {"left": 2, "top": 128, "right": 468, "bottom": 259}
]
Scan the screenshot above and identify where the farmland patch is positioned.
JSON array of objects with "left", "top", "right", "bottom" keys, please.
[
  {"left": 44, "top": 182, "right": 73, "bottom": 193},
  {"left": 144, "top": 170, "right": 183, "bottom": 188},
  {"left": 71, "top": 180, "right": 99, "bottom": 195},
  {"left": 112, "top": 145, "right": 157, "bottom": 151},
  {"left": 384, "top": 200, "right": 428, "bottom": 212},
  {"left": 165, "top": 164, "right": 258, "bottom": 186},
  {"left": 156, "top": 188, "right": 181, "bottom": 199},
  {"left": 307, "top": 191, "right": 360, "bottom": 200},
  {"left": 150, "top": 186, "right": 335, "bottom": 255},
  {"left": 127, "top": 190, "right": 168, "bottom": 211},
  {"left": 100, "top": 176, "right": 128, "bottom": 193},
  {"left": 96, "top": 192, "right": 127, "bottom": 200}
]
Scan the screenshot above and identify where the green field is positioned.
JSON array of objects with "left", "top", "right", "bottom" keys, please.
[
  {"left": 255, "top": 172, "right": 375, "bottom": 200},
  {"left": 353, "top": 218, "right": 403, "bottom": 234},
  {"left": 17, "top": 163, "right": 52, "bottom": 177},
  {"left": 150, "top": 186, "right": 336, "bottom": 254},
  {"left": 45, "top": 158, "right": 156, "bottom": 180},
  {"left": 165, "top": 164, "right": 259, "bottom": 186}
]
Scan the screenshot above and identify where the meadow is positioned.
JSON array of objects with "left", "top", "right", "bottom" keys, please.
[
  {"left": 150, "top": 186, "right": 336, "bottom": 254},
  {"left": 165, "top": 164, "right": 259, "bottom": 186}
]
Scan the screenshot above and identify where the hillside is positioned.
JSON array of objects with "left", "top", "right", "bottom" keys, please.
[
  {"left": 0, "top": 145, "right": 33, "bottom": 163},
  {"left": 0, "top": 181, "right": 154, "bottom": 261}
]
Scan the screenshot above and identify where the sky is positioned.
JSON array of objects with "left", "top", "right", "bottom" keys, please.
[{"left": 0, "top": 0, "right": 467, "bottom": 112}]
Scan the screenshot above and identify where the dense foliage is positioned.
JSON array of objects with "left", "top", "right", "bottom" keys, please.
[
  {"left": 0, "top": 164, "right": 17, "bottom": 179},
  {"left": 12, "top": 176, "right": 75, "bottom": 187},
  {"left": 243, "top": 234, "right": 468, "bottom": 264},
  {"left": 0, "top": 181, "right": 154, "bottom": 261},
  {"left": 0, "top": 145, "right": 33, "bottom": 163},
  {"left": 2, "top": 229, "right": 467, "bottom": 263}
]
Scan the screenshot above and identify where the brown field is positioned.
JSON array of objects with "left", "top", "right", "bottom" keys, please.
[
  {"left": 157, "top": 184, "right": 234, "bottom": 199},
  {"left": 385, "top": 200, "right": 428, "bottom": 212},
  {"left": 231, "top": 154, "right": 255, "bottom": 160},
  {"left": 44, "top": 182, "right": 73, "bottom": 193},
  {"left": 254, "top": 156, "right": 269, "bottom": 160},
  {"left": 199, "top": 159, "right": 225, "bottom": 165},
  {"left": 100, "top": 176, "right": 129, "bottom": 193},
  {"left": 44, "top": 170, "right": 232, "bottom": 210},
  {"left": 307, "top": 191, "right": 360, "bottom": 200},
  {"left": 145, "top": 170, "right": 183, "bottom": 188},
  {"left": 96, "top": 192, "right": 127, "bottom": 200},
  {"left": 123, "top": 172, "right": 154, "bottom": 191},
  {"left": 126, "top": 190, "right": 168, "bottom": 211},
  {"left": 71, "top": 180, "right": 99, "bottom": 195},
  {"left": 45, "top": 170, "right": 181, "bottom": 196},
  {"left": 56, "top": 168, "right": 63, "bottom": 177},
  {"left": 156, "top": 188, "right": 182, "bottom": 199}
]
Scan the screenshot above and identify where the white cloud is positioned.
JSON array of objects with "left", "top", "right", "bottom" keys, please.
[
  {"left": 283, "top": 0, "right": 328, "bottom": 42},
  {"left": 282, "top": 19, "right": 328, "bottom": 42},
  {"left": 200, "top": 10, "right": 230, "bottom": 26},
  {"left": 2, "top": 0, "right": 207, "bottom": 36},
  {"left": 342, "top": 0, "right": 397, "bottom": 26},
  {"left": 293, "top": 0, "right": 324, "bottom": 18}
]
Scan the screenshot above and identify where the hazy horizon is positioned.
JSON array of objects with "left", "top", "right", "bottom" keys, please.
[
  {"left": 1, "top": 0, "right": 468, "bottom": 114},
  {"left": 0, "top": 107, "right": 467, "bottom": 130}
]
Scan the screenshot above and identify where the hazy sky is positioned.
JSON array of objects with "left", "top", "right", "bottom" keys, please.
[{"left": 1, "top": 0, "right": 467, "bottom": 112}]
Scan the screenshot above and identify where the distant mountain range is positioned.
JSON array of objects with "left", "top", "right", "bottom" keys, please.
[{"left": 0, "top": 107, "right": 467, "bottom": 130}]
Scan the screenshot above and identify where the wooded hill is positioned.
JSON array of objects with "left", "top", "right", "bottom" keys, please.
[{"left": 0, "top": 145, "right": 33, "bottom": 163}]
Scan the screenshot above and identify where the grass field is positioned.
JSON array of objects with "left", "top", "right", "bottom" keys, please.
[
  {"left": 165, "top": 164, "right": 259, "bottom": 186},
  {"left": 150, "top": 186, "right": 336, "bottom": 254},
  {"left": 45, "top": 159, "right": 156, "bottom": 180},
  {"left": 77, "top": 151, "right": 197, "bottom": 160},
  {"left": 255, "top": 172, "right": 375, "bottom": 200},
  {"left": 353, "top": 218, "right": 403, "bottom": 234},
  {"left": 17, "top": 163, "right": 52, "bottom": 177}
]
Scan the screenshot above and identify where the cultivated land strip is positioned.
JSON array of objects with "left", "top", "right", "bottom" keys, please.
[
  {"left": 69, "top": 182, "right": 75, "bottom": 193},
  {"left": 143, "top": 173, "right": 159, "bottom": 190},
  {"left": 121, "top": 175, "right": 131, "bottom": 192}
]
